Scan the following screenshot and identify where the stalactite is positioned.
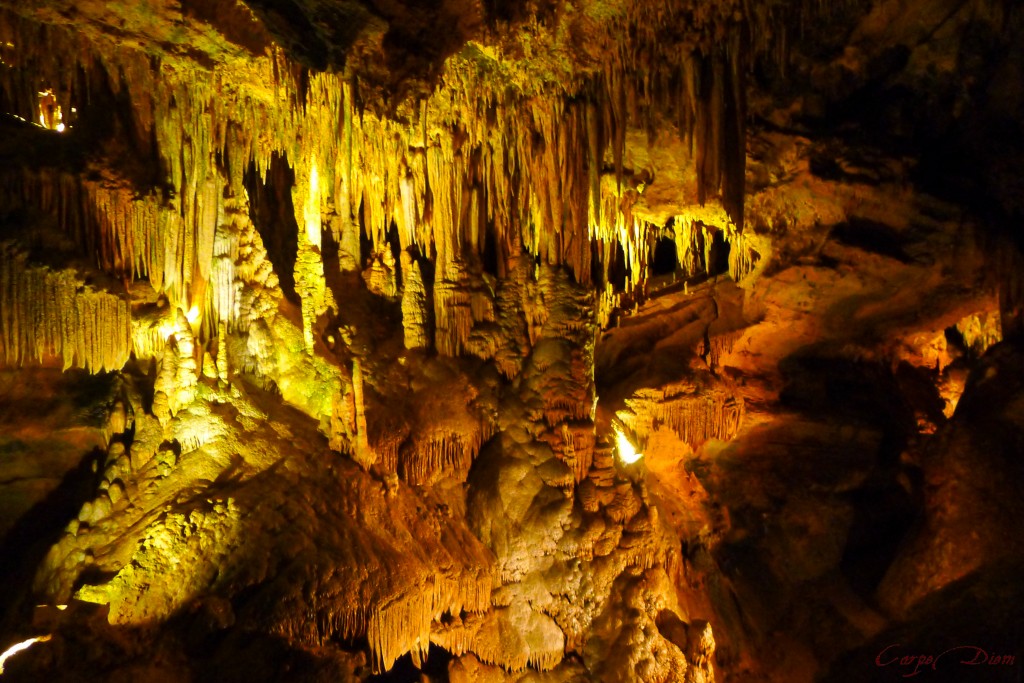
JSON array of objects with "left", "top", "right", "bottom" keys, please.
[
  {"left": 336, "top": 79, "right": 361, "bottom": 272},
  {"left": 434, "top": 269, "right": 474, "bottom": 357},
  {"left": 605, "top": 482, "right": 643, "bottom": 523},
  {"left": 596, "top": 4, "right": 750, "bottom": 230},
  {"left": 554, "top": 423, "right": 595, "bottom": 483},
  {"left": 0, "top": 0, "right": 840, "bottom": 347},
  {"left": 430, "top": 614, "right": 474, "bottom": 657},
  {"left": 400, "top": 429, "right": 486, "bottom": 486},
  {"left": 0, "top": 245, "right": 131, "bottom": 373},
  {"left": 537, "top": 395, "right": 584, "bottom": 429},
  {"left": 673, "top": 217, "right": 710, "bottom": 278},
  {"left": 339, "top": 571, "right": 493, "bottom": 674},
  {"left": 955, "top": 311, "right": 1003, "bottom": 358},
  {"left": 726, "top": 229, "right": 766, "bottom": 283},
  {"left": 370, "top": 429, "right": 403, "bottom": 475},
  {"left": 0, "top": 9, "right": 756, "bottom": 359},
  {"left": 701, "top": 330, "right": 742, "bottom": 368},
  {"left": 468, "top": 606, "right": 566, "bottom": 673},
  {"left": 0, "top": 168, "right": 179, "bottom": 293},
  {"left": 131, "top": 312, "right": 169, "bottom": 361},
  {"left": 366, "top": 590, "right": 433, "bottom": 674},
  {"left": 282, "top": 549, "right": 493, "bottom": 675},
  {"left": 625, "top": 387, "right": 744, "bottom": 451}
]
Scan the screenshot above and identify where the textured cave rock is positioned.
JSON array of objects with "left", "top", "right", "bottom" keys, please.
[{"left": 0, "top": 0, "right": 1022, "bottom": 682}]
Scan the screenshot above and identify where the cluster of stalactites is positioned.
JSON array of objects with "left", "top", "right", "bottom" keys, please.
[
  {"left": 0, "top": 1, "right": 770, "bottom": 367},
  {"left": 0, "top": 167, "right": 218, "bottom": 312},
  {"left": 623, "top": 385, "right": 744, "bottom": 452},
  {"left": 602, "top": 28, "right": 747, "bottom": 228},
  {"left": 0, "top": 244, "right": 131, "bottom": 372},
  {"left": 298, "top": 568, "right": 493, "bottom": 674},
  {"left": 0, "top": 8, "right": 300, "bottom": 325},
  {"left": 590, "top": 212, "right": 764, "bottom": 325},
  {"left": 399, "top": 424, "right": 495, "bottom": 486}
]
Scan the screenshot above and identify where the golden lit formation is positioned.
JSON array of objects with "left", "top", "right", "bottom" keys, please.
[{"left": 614, "top": 426, "right": 642, "bottom": 465}]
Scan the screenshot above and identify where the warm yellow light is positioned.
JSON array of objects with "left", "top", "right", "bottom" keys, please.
[
  {"left": 615, "top": 428, "right": 642, "bottom": 465},
  {"left": 304, "top": 158, "right": 321, "bottom": 247},
  {"left": 185, "top": 305, "right": 201, "bottom": 325},
  {"left": 36, "top": 89, "right": 64, "bottom": 132},
  {"left": 0, "top": 635, "right": 51, "bottom": 675}
]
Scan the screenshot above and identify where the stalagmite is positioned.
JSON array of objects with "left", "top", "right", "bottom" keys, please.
[
  {"left": 351, "top": 359, "right": 375, "bottom": 469},
  {"left": 171, "top": 309, "right": 200, "bottom": 416},
  {"left": 151, "top": 343, "right": 175, "bottom": 426},
  {"left": 400, "top": 251, "right": 430, "bottom": 349},
  {"left": 210, "top": 212, "right": 241, "bottom": 327},
  {"left": 293, "top": 158, "right": 334, "bottom": 351},
  {"left": 363, "top": 249, "right": 399, "bottom": 298},
  {"left": 216, "top": 321, "right": 229, "bottom": 384}
]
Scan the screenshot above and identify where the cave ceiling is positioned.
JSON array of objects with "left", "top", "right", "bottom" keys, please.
[{"left": 0, "top": 0, "right": 1022, "bottom": 682}]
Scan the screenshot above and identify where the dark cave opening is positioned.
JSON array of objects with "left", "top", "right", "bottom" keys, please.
[
  {"left": 367, "top": 646, "right": 452, "bottom": 682},
  {"left": 840, "top": 485, "right": 918, "bottom": 596},
  {"left": 830, "top": 218, "right": 912, "bottom": 263},
  {"left": 243, "top": 153, "right": 300, "bottom": 303},
  {"left": 387, "top": 220, "right": 404, "bottom": 289},
  {"left": 414, "top": 243, "right": 436, "bottom": 290},
  {"left": 0, "top": 370, "right": 119, "bottom": 630},
  {"left": 0, "top": 444, "right": 106, "bottom": 622},
  {"left": 359, "top": 199, "right": 374, "bottom": 266},
  {"left": 609, "top": 239, "right": 629, "bottom": 292},
  {"left": 708, "top": 228, "right": 730, "bottom": 278},
  {"left": 481, "top": 219, "right": 501, "bottom": 278},
  {"left": 651, "top": 236, "right": 679, "bottom": 276}
]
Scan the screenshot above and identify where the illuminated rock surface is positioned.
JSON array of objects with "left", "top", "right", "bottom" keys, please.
[{"left": 0, "top": 0, "right": 1022, "bottom": 681}]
